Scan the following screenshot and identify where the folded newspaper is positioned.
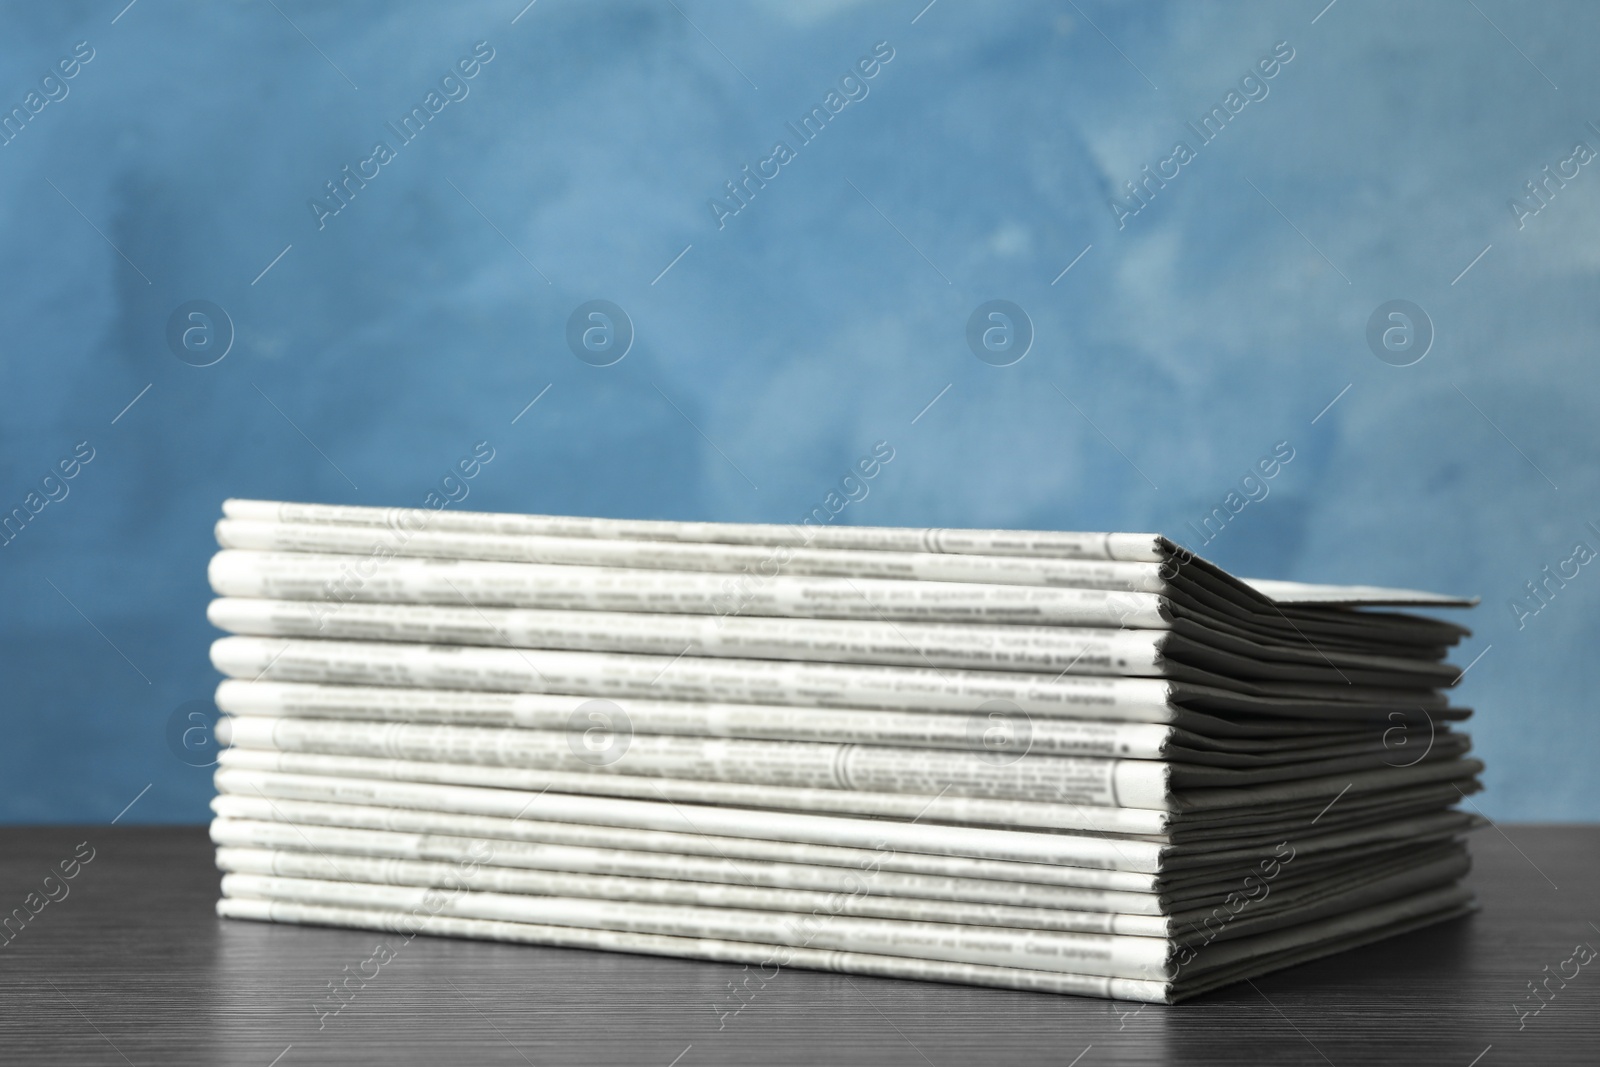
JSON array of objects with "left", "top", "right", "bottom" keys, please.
[{"left": 206, "top": 499, "right": 1482, "bottom": 1003}]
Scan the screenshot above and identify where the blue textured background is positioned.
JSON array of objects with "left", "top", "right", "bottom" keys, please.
[{"left": 1, "top": 0, "right": 1594, "bottom": 822}]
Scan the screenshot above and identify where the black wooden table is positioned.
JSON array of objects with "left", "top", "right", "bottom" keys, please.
[{"left": 0, "top": 824, "right": 1595, "bottom": 1066}]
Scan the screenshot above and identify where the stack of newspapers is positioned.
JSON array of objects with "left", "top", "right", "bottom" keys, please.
[{"left": 205, "top": 498, "right": 1482, "bottom": 1003}]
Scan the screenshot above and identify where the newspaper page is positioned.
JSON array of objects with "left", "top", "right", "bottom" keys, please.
[
  {"left": 214, "top": 518, "right": 1172, "bottom": 594},
  {"left": 207, "top": 812, "right": 1173, "bottom": 912},
  {"left": 205, "top": 594, "right": 1175, "bottom": 676},
  {"left": 218, "top": 870, "right": 1178, "bottom": 980},
  {"left": 214, "top": 501, "right": 1479, "bottom": 607},
  {"left": 212, "top": 763, "right": 1169, "bottom": 870},
  {"left": 210, "top": 828, "right": 1468, "bottom": 942},
  {"left": 210, "top": 791, "right": 1473, "bottom": 909},
  {"left": 209, "top": 635, "right": 1191, "bottom": 723},
  {"left": 213, "top": 747, "right": 1178, "bottom": 835},
  {"left": 221, "top": 498, "right": 1167, "bottom": 563},
  {"left": 210, "top": 746, "right": 1477, "bottom": 853},
  {"left": 218, "top": 870, "right": 1473, "bottom": 984},
  {"left": 207, "top": 792, "right": 1174, "bottom": 895},
  {"left": 214, "top": 679, "right": 1425, "bottom": 762},
  {"left": 209, "top": 549, "right": 1172, "bottom": 625},
  {"left": 204, "top": 590, "right": 1460, "bottom": 692},
  {"left": 213, "top": 678, "right": 1188, "bottom": 757},
  {"left": 213, "top": 845, "right": 1167, "bottom": 936},
  {"left": 212, "top": 762, "right": 1479, "bottom": 874},
  {"left": 217, "top": 713, "right": 1175, "bottom": 808},
  {"left": 209, "top": 550, "right": 1463, "bottom": 686},
  {"left": 213, "top": 520, "right": 1470, "bottom": 654},
  {"left": 216, "top": 896, "right": 1176, "bottom": 1003},
  {"left": 210, "top": 636, "right": 1453, "bottom": 727},
  {"left": 216, "top": 714, "right": 1473, "bottom": 810}
]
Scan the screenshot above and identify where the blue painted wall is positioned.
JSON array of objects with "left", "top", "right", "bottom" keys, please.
[{"left": 1, "top": 0, "right": 1594, "bottom": 822}]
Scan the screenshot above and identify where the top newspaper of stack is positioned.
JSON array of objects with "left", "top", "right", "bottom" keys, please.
[
  {"left": 215, "top": 499, "right": 1474, "bottom": 695},
  {"left": 219, "top": 499, "right": 1474, "bottom": 607}
]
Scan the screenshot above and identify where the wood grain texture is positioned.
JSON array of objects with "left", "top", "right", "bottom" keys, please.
[{"left": 0, "top": 824, "right": 1595, "bottom": 1066}]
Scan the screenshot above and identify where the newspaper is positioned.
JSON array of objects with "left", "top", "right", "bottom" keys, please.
[
  {"left": 213, "top": 734, "right": 1481, "bottom": 831},
  {"left": 206, "top": 593, "right": 1182, "bottom": 676},
  {"left": 207, "top": 792, "right": 1175, "bottom": 895},
  {"left": 215, "top": 805, "right": 1469, "bottom": 910},
  {"left": 212, "top": 763, "right": 1157, "bottom": 872},
  {"left": 208, "top": 637, "right": 1455, "bottom": 727},
  {"left": 213, "top": 751, "right": 1179, "bottom": 837},
  {"left": 207, "top": 812, "right": 1173, "bottom": 912},
  {"left": 215, "top": 888, "right": 1477, "bottom": 1005},
  {"left": 218, "top": 890, "right": 1475, "bottom": 1004},
  {"left": 209, "top": 792, "right": 1475, "bottom": 904},
  {"left": 211, "top": 746, "right": 1480, "bottom": 850},
  {"left": 214, "top": 518, "right": 1176, "bottom": 596},
  {"left": 203, "top": 585, "right": 1462, "bottom": 691},
  {"left": 1162, "top": 894, "right": 1476, "bottom": 1001},
  {"left": 221, "top": 497, "right": 1168, "bottom": 561},
  {"left": 215, "top": 714, "right": 1473, "bottom": 810},
  {"left": 211, "top": 839, "right": 1468, "bottom": 944},
  {"left": 1160, "top": 782, "right": 1480, "bottom": 840},
  {"left": 212, "top": 520, "right": 1469, "bottom": 656},
  {"left": 210, "top": 547, "right": 1174, "bottom": 620},
  {"left": 219, "top": 500, "right": 1478, "bottom": 610},
  {"left": 212, "top": 844, "right": 1168, "bottom": 936},
  {"left": 219, "top": 870, "right": 1177, "bottom": 980},
  {"left": 211, "top": 549, "right": 1468, "bottom": 688},
  {"left": 214, "top": 679, "right": 1443, "bottom": 764},
  {"left": 210, "top": 817, "right": 1468, "bottom": 925},
  {"left": 213, "top": 764, "right": 1479, "bottom": 873},
  {"left": 217, "top": 871, "right": 1474, "bottom": 985},
  {"left": 216, "top": 713, "right": 1167, "bottom": 809},
  {"left": 217, "top": 896, "right": 1177, "bottom": 1003}
]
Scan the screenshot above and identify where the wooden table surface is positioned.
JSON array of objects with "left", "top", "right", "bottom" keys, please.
[{"left": 0, "top": 824, "right": 1594, "bottom": 1066}]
